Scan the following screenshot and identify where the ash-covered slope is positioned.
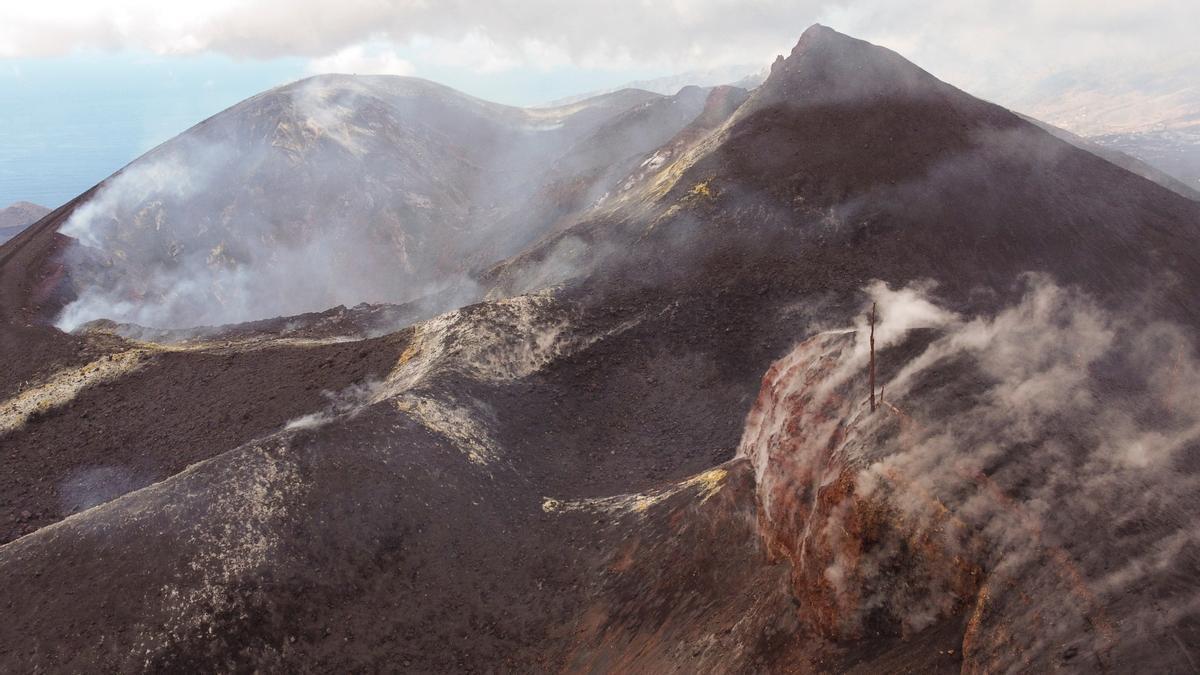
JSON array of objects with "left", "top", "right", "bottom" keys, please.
[{"left": 3, "top": 24, "right": 1200, "bottom": 674}]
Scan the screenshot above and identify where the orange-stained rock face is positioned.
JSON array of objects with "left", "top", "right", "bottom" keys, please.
[
  {"left": 738, "top": 331, "right": 981, "bottom": 641},
  {"left": 732, "top": 282, "right": 1188, "bottom": 672}
]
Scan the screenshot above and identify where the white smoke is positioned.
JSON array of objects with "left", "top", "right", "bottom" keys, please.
[
  {"left": 54, "top": 77, "right": 493, "bottom": 332},
  {"left": 52, "top": 73, "right": 714, "bottom": 333},
  {"left": 283, "top": 378, "right": 383, "bottom": 431},
  {"left": 58, "top": 153, "right": 210, "bottom": 249},
  {"left": 59, "top": 465, "right": 143, "bottom": 514},
  {"left": 853, "top": 279, "right": 956, "bottom": 352}
]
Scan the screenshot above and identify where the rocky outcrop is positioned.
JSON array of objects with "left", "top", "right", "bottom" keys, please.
[
  {"left": 738, "top": 330, "right": 980, "bottom": 643},
  {"left": 738, "top": 277, "right": 1200, "bottom": 671}
]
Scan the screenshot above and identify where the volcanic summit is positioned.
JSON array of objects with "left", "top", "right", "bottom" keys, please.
[{"left": 2, "top": 24, "right": 1200, "bottom": 672}]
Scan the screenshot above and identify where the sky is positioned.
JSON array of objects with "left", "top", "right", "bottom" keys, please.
[{"left": 1, "top": 0, "right": 1198, "bottom": 208}]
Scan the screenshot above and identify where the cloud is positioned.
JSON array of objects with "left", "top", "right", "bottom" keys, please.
[
  {"left": 825, "top": 0, "right": 1200, "bottom": 134},
  {"left": 308, "top": 44, "right": 414, "bottom": 77},
  {"left": 2, "top": 1, "right": 1195, "bottom": 131},
  {"left": 0, "top": 0, "right": 804, "bottom": 67},
  {"left": 406, "top": 31, "right": 573, "bottom": 73},
  {"left": 0, "top": 1, "right": 1192, "bottom": 74}
]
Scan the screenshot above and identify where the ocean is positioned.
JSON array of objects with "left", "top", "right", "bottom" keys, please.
[{"left": 0, "top": 53, "right": 304, "bottom": 209}]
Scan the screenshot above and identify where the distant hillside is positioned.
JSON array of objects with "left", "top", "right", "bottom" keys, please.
[
  {"left": 0, "top": 202, "right": 50, "bottom": 244},
  {"left": 991, "top": 63, "right": 1200, "bottom": 192},
  {"left": 543, "top": 63, "right": 767, "bottom": 107},
  {"left": 1020, "top": 114, "right": 1200, "bottom": 200},
  {"left": 1091, "top": 124, "right": 1200, "bottom": 193}
]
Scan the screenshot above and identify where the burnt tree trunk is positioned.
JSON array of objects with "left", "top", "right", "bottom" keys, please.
[{"left": 869, "top": 301, "right": 877, "bottom": 412}]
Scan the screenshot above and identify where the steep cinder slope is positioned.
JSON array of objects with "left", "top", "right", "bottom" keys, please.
[
  {"left": 483, "top": 22, "right": 1200, "bottom": 670},
  {"left": 621, "top": 24, "right": 1200, "bottom": 316}
]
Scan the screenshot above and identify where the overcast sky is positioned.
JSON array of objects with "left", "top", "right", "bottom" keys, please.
[
  {"left": 1, "top": 1, "right": 1198, "bottom": 206},
  {"left": 4, "top": 1, "right": 1198, "bottom": 103}
]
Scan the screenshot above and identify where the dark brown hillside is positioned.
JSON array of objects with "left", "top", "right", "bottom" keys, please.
[
  {"left": 0, "top": 193, "right": 122, "bottom": 400},
  {"left": 489, "top": 27, "right": 1200, "bottom": 321}
]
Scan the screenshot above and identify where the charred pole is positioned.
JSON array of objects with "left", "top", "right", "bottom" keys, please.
[{"left": 869, "top": 301, "right": 877, "bottom": 412}]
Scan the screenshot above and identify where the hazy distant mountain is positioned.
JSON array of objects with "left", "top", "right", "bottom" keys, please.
[
  {"left": 1020, "top": 114, "right": 1200, "bottom": 200},
  {"left": 1090, "top": 124, "right": 1200, "bottom": 192},
  {"left": 543, "top": 63, "right": 767, "bottom": 107},
  {"left": 4, "top": 24, "right": 1200, "bottom": 674},
  {"left": 0, "top": 201, "right": 49, "bottom": 244},
  {"left": 1011, "top": 61, "right": 1200, "bottom": 137},
  {"left": 1009, "top": 64, "right": 1200, "bottom": 191}
]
